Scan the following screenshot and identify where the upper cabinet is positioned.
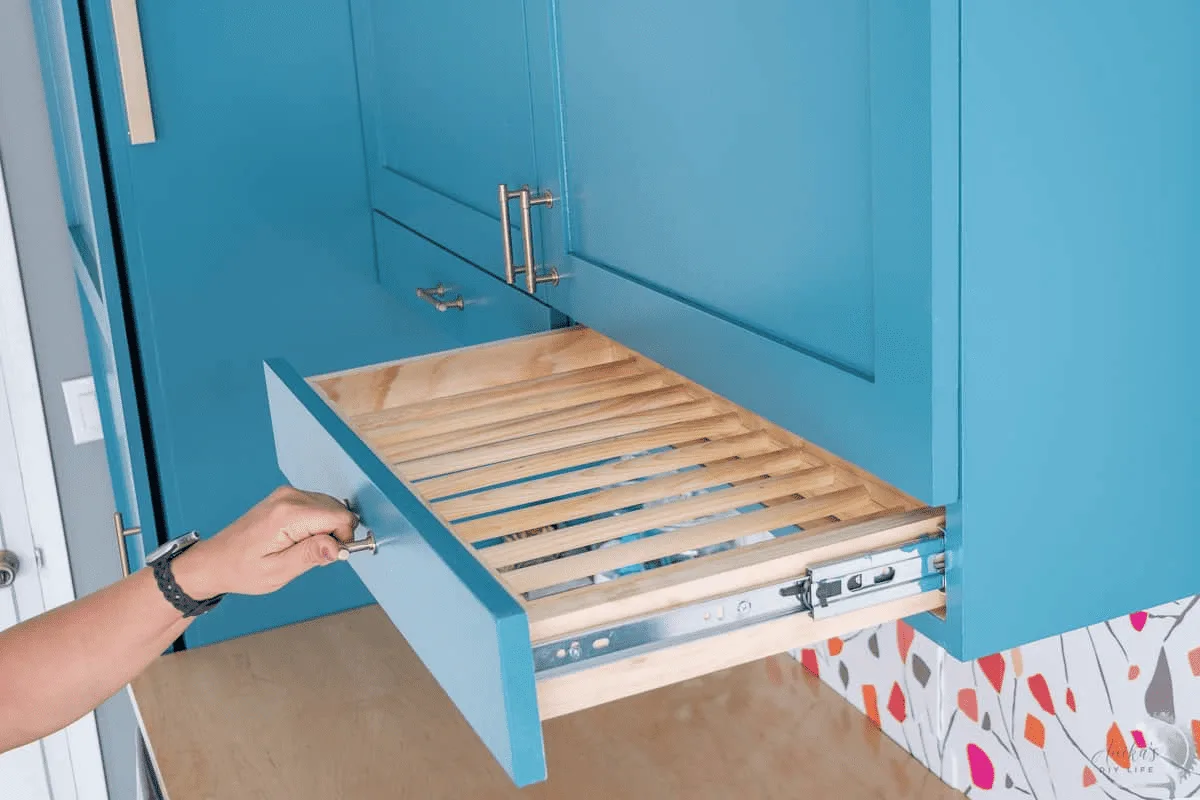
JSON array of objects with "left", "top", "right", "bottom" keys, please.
[
  {"left": 350, "top": 0, "right": 550, "bottom": 278},
  {"left": 350, "top": 2, "right": 959, "bottom": 504},
  {"left": 524, "top": 1, "right": 960, "bottom": 505}
]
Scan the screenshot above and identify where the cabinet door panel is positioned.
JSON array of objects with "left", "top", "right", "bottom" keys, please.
[
  {"left": 32, "top": 0, "right": 158, "bottom": 570},
  {"left": 72, "top": 0, "right": 435, "bottom": 648},
  {"left": 352, "top": 0, "right": 542, "bottom": 276},
  {"left": 527, "top": 0, "right": 960, "bottom": 504}
]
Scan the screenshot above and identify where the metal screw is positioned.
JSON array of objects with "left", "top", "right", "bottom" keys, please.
[{"left": 737, "top": 600, "right": 752, "bottom": 615}]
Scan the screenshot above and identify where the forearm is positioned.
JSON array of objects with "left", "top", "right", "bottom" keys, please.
[
  {"left": 0, "top": 567, "right": 190, "bottom": 751},
  {"left": 0, "top": 487, "right": 353, "bottom": 753}
]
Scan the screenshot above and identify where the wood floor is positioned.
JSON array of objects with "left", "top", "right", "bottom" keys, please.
[{"left": 131, "top": 605, "right": 963, "bottom": 800}]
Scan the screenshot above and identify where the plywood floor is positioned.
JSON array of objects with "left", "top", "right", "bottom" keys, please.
[{"left": 130, "top": 606, "right": 963, "bottom": 800}]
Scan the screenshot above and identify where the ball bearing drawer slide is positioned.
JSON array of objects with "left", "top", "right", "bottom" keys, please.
[{"left": 533, "top": 534, "right": 945, "bottom": 677}]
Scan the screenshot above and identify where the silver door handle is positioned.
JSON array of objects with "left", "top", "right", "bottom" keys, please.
[
  {"left": 0, "top": 551, "right": 19, "bottom": 588},
  {"left": 114, "top": 511, "right": 141, "bottom": 577},
  {"left": 498, "top": 184, "right": 523, "bottom": 285},
  {"left": 416, "top": 284, "right": 465, "bottom": 312},
  {"left": 516, "top": 187, "right": 559, "bottom": 294},
  {"left": 110, "top": 0, "right": 156, "bottom": 144},
  {"left": 497, "top": 184, "right": 558, "bottom": 293}
]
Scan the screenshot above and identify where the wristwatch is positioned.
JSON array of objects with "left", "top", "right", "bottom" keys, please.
[{"left": 146, "top": 532, "right": 224, "bottom": 618}]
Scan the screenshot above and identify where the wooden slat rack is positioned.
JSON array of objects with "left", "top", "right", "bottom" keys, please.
[{"left": 314, "top": 328, "right": 940, "bottom": 662}]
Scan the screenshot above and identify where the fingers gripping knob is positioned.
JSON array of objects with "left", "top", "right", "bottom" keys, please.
[{"left": 339, "top": 499, "right": 377, "bottom": 558}]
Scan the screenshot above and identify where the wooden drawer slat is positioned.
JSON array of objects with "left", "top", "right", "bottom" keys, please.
[
  {"left": 373, "top": 385, "right": 697, "bottom": 460},
  {"left": 433, "top": 431, "right": 779, "bottom": 519},
  {"left": 351, "top": 358, "right": 647, "bottom": 429},
  {"left": 476, "top": 469, "right": 838, "bottom": 564},
  {"left": 416, "top": 414, "right": 749, "bottom": 499},
  {"left": 451, "top": 447, "right": 819, "bottom": 538},
  {"left": 307, "top": 328, "right": 941, "bottom": 639},
  {"left": 357, "top": 371, "right": 678, "bottom": 444},
  {"left": 315, "top": 325, "right": 620, "bottom": 416},
  {"left": 500, "top": 486, "right": 872, "bottom": 594},
  {"left": 395, "top": 401, "right": 721, "bottom": 480}
]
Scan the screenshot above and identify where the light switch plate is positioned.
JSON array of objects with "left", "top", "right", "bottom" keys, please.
[{"left": 61, "top": 376, "right": 103, "bottom": 445}]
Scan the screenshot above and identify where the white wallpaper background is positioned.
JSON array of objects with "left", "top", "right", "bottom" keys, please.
[{"left": 797, "top": 596, "right": 1200, "bottom": 798}]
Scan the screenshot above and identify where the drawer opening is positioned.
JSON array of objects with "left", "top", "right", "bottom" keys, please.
[{"left": 311, "top": 327, "right": 945, "bottom": 717}]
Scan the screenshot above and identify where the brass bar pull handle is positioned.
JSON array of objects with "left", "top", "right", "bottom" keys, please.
[
  {"left": 415, "top": 283, "right": 465, "bottom": 312},
  {"left": 110, "top": 0, "right": 156, "bottom": 144},
  {"left": 517, "top": 187, "right": 559, "bottom": 294},
  {"left": 498, "top": 184, "right": 523, "bottom": 285},
  {"left": 113, "top": 512, "right": 142, "bottom": 577}
]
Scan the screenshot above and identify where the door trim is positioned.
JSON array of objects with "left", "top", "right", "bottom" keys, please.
[{"left": 0, "top": 146, "right": 110, "bottom": 799}]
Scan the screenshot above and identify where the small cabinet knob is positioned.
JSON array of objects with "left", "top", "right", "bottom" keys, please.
[
  {"left": 338, "top": 499, "right": 377, "bottom": 557},
  {"left": 0, "top": 550, "right": 20, "bottom": 588}
]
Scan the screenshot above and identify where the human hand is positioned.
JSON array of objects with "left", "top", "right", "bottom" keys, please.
[{"left": 171, "top": 487, "right": 357, "bottom": 599}]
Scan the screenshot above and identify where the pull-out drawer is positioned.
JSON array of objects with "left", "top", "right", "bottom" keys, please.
[{"left": 265, "top": 327, "right": 945, "bottom": 786}]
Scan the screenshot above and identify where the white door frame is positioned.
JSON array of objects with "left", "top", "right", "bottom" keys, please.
[{"left": 0, "top": 137, "right": 110, "bottom": 799}]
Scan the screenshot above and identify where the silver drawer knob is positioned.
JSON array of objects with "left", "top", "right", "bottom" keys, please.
[
  {"left": 337, "top": 531, "right": 377, "bottom": 560},
  {"left": 339, "top": 499, "right": 377, "bottom": 557}
]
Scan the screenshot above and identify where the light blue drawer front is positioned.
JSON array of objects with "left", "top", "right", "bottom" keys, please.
[
  {"left": 264, "top": 359, "right": 546, "bottom": 786},
  {"left": 375, "top": 214, "right": 553, "bottom": 347}
]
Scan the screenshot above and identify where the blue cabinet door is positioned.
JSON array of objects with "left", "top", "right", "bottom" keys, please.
[
  {"left": 350, "top": 0, "right": 547, "bottom": 278},
  {"left": 31, "top": 0, "right": 158, "bottom": 572},
  {"left": 48, "top": 0, "right": 465, "bottom": 647},
  {"left": 525, "top": 1, "right": 961, "bottom": 505}
]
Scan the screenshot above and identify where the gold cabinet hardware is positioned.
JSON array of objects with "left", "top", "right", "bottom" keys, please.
[
  {"left": 113, "top": 511, "right": 142, "bottom": 577},
  {"left": 415, "top": 283, "right": 465, "bottom": 312}
]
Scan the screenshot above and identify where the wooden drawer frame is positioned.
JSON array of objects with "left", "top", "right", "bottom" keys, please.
[{"left": 265, "top": 327, "right": 944, "bottom": 786}]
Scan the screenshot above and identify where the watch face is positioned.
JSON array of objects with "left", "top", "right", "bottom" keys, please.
[{"left": 146, "top": 531, "right": 201, "bottom": 564}]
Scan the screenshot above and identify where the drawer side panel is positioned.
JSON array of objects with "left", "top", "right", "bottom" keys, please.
[{"left": 265, "top": 359, "right": 545, "bottom": 786}]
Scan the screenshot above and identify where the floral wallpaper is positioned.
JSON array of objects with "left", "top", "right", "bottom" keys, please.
[{"left": 797, "top": 595, "right": 1200, "bottom": 798}]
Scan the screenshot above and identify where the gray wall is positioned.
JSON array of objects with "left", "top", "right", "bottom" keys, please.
[{"left": 0, "top": 2, "right": 137, "bottom": 799}]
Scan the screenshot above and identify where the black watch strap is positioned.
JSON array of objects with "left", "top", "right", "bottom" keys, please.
[{"left": 152, "top": 551, "right": 224, "bottom": 618}]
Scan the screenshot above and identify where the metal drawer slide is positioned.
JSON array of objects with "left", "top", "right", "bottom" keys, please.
[{"left": 533, "top": 533, "right": 944, "bottom": 677}]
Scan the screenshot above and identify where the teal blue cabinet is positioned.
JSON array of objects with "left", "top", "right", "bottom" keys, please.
[
  {"left": 33, "top": 0, "right": 1200, "bottom": 702},
  {"left": 33, "top": 0, "right": 469, "bottom": 647},
  {"left": 911, "top": 0, "right": 1200, "bottom": 658},
  {"left": 350, "top": 0, "right": 548, "bottom": 278},
  {"left": 523, "top": 1, "right": 960, "bottom": 507}
]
